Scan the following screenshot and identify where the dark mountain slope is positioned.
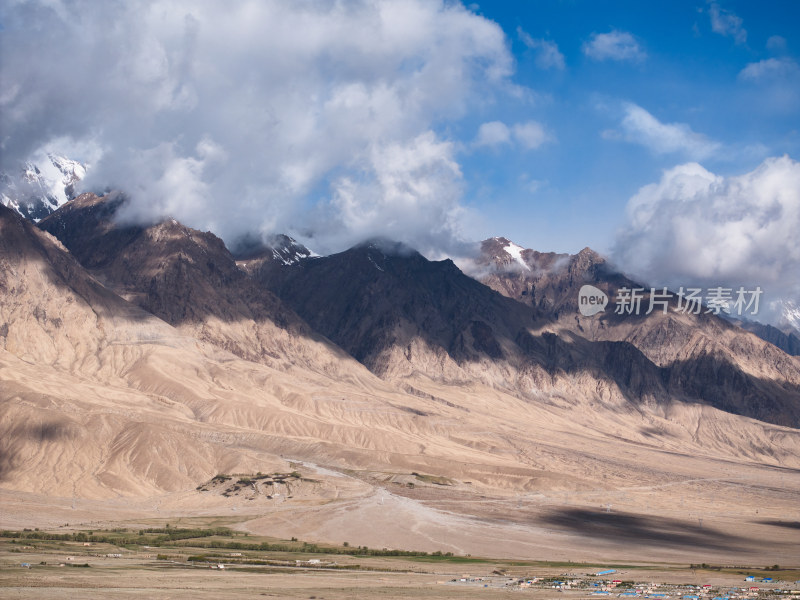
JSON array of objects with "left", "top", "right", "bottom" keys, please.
[
  {"left": 38, "top": 194, "right": 359, "bottom": 376},
  {"left": 739, "top": 321, "right": 800, "bottom": 357},
  {"left": 258, "top": 239, "right": 533, "bottom": 368},
  {"left": 255, "top": 239, "right": 800, "bottom": 427}
]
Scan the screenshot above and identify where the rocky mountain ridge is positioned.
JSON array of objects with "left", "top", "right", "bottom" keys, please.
[{"left": 7, "top": 193, "right": 800, "bottom": 429}]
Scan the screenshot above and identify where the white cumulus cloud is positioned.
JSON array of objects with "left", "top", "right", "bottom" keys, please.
[
  {"left": 766, "top": 35, "right": 787, "bottom": 52},
  {"left": 320, "top": 131, "right": 466, "bottom": 255},
  {"left": 473, "top": 120, "right": 551, "bottom": 150},
  {"left": 474, "top": 121, "right": 512, "bottom": 147},
  {"left": 613, "top": 156, "right": 800, "bottom": 323},
  {"left": 617, "top": 103, "right": 721, "bottom": 160},
  {"left": 517, "top": 27, "right": 565, "bottom": 70},
  {"left": 583, "top": 30, "right": 646, "bottom": 63},
  {"left": 512, "top": 121, "right": 551, "bottom": 149},
  {"left": 739, "top": 57, "right": 800, "bottom": 81},
  {"left": 708, "top": 3, "right": 747, "bottom": 44},
  {"left": 737, "top": 57, "right": 800, "bottom": 114},
  {"left": 0, "top": 0, "right": 514, "bottom": 254}
]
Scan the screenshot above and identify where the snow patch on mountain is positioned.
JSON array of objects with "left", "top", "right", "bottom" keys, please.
[
  {"left": 270, "top": 235, "right": 319, "bottom": 265},
  {"left": 233, "top": 233, "right": 319, "bottom": 267},
  {"left": 1, "top": 153, "right": 86, "bottom": 221},
  {"left": 776, "top": 299, "right": 800, "bottom": 335},
  {"left": 503, "top": 240, "right": 530, "bottom": 270}
]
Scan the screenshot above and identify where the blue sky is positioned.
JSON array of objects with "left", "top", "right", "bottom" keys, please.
[{"left": 451, "top": 1, "right": 800, "bottom": 254}]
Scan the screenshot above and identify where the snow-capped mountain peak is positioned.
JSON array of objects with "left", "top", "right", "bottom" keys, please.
[
  {"left": 233, "top": 233, "right": 318, "bottom": 267},
  {"left": 481, "top": 236, "right": 532, "bottom": 271},
  {"left": 776, "top": 299, "right": 800, "bottom": 335},
  {"left": 1, "top": 153, "right": 86, "bottom": 221}
]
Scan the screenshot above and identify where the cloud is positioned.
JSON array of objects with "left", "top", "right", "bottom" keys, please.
[
  {"left": 616, "top": 103, "right": 721, "bottom": 160},
  {"left": 738, "top": 57, "right": 800, "bottom": 114},
  {"left": 518, "top": 173, "right": 546, "bottom": 194},
  {"left": 474, "top": 121, "right": 512, "bottom": 147},
  {"left": 512, "top": 121, "right": 551, "bottom": 149},
  {"left": 613, "top": 156, "right": 800, "bottom": 323},
  {"left": 517, "top": 27, "right": 565, "bottom": 70},
  {"left": 314, "top": 131, "right": 468, "bottom": 255},
  {"left": 583, "top": 30, "right": 646, "bottom": 63},
  {"left": 473, "top": 120, "right": 551, "bottom": 150},
  {"left": 766, "top": 35, "right": 787, "bottom": 53},
  {"left": 708, "top": 3, "right": 747, "bottom": 44},
  {"left": 739, "top": 57, "right": 800, "bottom": 81},
  {"left": 0, "top": 0, "right": 514, "bottom": 254}
]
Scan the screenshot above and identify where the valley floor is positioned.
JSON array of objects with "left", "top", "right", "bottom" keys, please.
[
  {"left": 1, "top": 450, "right": 798, "bottom": 567},
  {"left": 1, "top": 522, "right": 798, "bottom": 600}
]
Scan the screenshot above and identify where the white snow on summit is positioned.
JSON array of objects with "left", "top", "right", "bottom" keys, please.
[
  {"left": 503, "top": 240, "right": 530, "bottom": 270},
  {"left": 777, "top": 299, "right": 800, "bottom": 334},
  {"left": 269, "top": 235, "right": 318, "bottom": 265},
  {"left": 1, "top": 153, "right": 86, "bottom": 221}
]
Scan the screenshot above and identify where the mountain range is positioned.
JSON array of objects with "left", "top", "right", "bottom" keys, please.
[{"left": 1, "top": 183, "right": 799, "bottom": 563}]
